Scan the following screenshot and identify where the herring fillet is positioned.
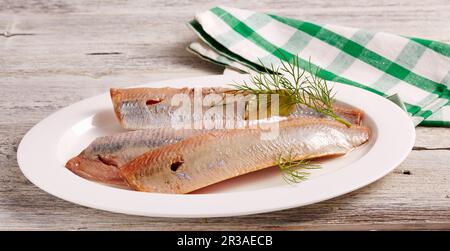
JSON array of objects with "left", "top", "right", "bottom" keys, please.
[
  {"left": 120, "top": 118, "right": 371, "bottom": 194},
  {"left": 110, "top": 87, "right": 238, "bottom": 130},
  {"left": 65, "top": 128, "right": 209, "bottom": 188},
  {"left": 67, "top": 87, "right": 364, "bottom": 189},
  {"left": 110, "top": 87, "right": 363, "bottom": 129}
]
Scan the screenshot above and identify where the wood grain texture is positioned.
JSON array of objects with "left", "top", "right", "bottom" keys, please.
[{"left": 1, "top": 0, "right": 449, "bottom": 230}]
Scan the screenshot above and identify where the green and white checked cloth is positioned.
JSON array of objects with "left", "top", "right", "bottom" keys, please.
[{"left": 187, "top": 6, "right": 450, "bottom": 127}]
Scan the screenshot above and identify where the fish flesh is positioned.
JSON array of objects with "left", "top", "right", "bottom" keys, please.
[
  {"left": 65, "top": 128, "right": 209, "bottom": 188},
  {"left": 120, "top": 118, "right": 370, "bottom": 194},
  {"left": 110, "top": 87, "right": 363, "bottom": 130}
]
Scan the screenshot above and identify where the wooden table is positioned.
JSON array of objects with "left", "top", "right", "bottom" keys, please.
[{"left": 1, "top": 0, "right": 449, "bottom": 230}]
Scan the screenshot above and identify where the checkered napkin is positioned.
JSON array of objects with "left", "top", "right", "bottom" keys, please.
[{"left": 187, "top": 6, "right": 450, "bottom": 127}]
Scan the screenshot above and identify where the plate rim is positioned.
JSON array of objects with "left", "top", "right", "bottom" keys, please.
[{"left": 17, "top": 74, "right": 415, "bottom": 218}]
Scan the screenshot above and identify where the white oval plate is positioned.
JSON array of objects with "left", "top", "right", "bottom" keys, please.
[{"left": 17, "top": 74, "right": 415, "bottom": 218}]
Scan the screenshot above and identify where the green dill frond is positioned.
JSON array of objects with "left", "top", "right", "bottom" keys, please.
[
  {"left": 231, "top": 54, "right": 352, "bottom": 127},
  {"left": 277, "top": 150, "right": 321, "bottom": 184}
]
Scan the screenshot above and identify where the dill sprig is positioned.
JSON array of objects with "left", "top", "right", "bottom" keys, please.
[
  {"left": 231, "top": 55, "right": 351, "bottom": 127},
  {"left": 277, "top": 150, "right": 321, "bottom": 184}
]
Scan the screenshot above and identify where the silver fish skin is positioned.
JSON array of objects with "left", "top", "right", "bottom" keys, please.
[
  {"left": 65, "top": 128, "right": 209, "bottom": 188},
  {"left": 290, "top": 104, "right": 362, "bottom": 125},
  {"left": 121, "top": 118, "right": 371, "bottom": 194},
  {"left": 111, "top": 87, "right": 244, "bottom": 130},
  {"left": 111, "top": 87, "right": 363, "bottom": 130}
]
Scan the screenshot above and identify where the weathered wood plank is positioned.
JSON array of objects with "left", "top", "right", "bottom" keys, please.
[
  {"left": 1, "top": 0, "right": 449, "bottom": 230},
  {"left": 1, "top": 128, "right": 449, "bottom": 230},
  {"left": 1, "top": 0, "right": 449, "bottom": 78}
]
